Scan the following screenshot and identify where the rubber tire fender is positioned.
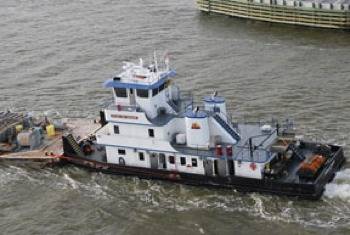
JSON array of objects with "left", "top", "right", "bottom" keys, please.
[{"left": 119, "top": 157, "right": 125, "bottom": 166}]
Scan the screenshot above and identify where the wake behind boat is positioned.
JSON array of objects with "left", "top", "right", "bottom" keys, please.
[{"left": 61, "top": 55, "right": 345, "bottom": 199}]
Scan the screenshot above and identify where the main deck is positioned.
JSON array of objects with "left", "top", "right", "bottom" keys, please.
[{"left": 62, "top": 133, "right": 345, "bottom": 199}]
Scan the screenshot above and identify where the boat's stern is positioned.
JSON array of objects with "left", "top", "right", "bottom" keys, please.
[
  {"left": 264, "top": 140, "right": 346, "bottom": 199},
  {"left": 312, "top": 144, "right": 346, "bottom": 197}
]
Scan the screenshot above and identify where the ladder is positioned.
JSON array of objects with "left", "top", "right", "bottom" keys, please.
[
  {"left": 213, "top": 114, "right": 241, "bottom": 142},
  {"left": 63, "top": 134, "right": 85, "bottom": 157}
]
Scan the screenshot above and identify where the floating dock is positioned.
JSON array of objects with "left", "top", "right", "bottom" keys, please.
[
  {"left": 196, "top": 0, "right": 350, "bottom": 29},
  {"left": 0, "top": 119, "right": 100, "bottom": 165}
]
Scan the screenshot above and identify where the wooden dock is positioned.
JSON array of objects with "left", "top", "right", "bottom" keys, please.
[
  {"left": 197, "top": 0, "right": 350, "bottom": 29},
  {"left": 0, "top": 119, "right": 101, "bottom": 165}
]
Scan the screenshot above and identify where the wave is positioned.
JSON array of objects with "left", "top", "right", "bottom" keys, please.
[
  {"left": 0, "top": 165, "right": 41, "bottom": 186},
  {"left": 1, "top": 164, "right": 349, "bottom": 230},
  {"left": 324, "top": 168, "right": 350, "bottom": 201}
]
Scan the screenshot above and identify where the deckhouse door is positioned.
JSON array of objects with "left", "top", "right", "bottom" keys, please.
[
  {"left": 129, "top": 89, "right": 136, "bottom": 105},
  {"left": 159, "top": 153, "right": 167, "bottom": 169},
  {"left": 203, "top": 159, "right": 214, "bottom": 176},
  {"left": 150, "top": 153, "right": 158, "bottom": 169}
]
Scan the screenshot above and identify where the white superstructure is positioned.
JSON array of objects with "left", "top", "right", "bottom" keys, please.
[
  {"left": 60, "top": 54, "right": 344, "bottom": 199},
  {"left": 95, "top": 55, "right": 278, "bottom": 179}
]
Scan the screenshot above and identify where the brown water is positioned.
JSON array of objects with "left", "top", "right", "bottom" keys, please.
[{"left": 0, "top": 0, "right": 350, "bottom": 234}]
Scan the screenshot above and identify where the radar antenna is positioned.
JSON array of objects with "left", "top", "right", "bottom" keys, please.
[{"left": 212, "top": 90, "right": 218, "bottom": 98}]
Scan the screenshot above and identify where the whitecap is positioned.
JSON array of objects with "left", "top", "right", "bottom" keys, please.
[{"left": 324, "top": 183, "right": 350, "bottom": 201}]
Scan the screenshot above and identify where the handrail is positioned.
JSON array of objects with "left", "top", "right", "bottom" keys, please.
[
  {"left": 229, "top": 129, "right": 277, "bottom": 163},
  {"left": 106, "top": 103, "right": 143, "bottom": 112},
  {"left": 234, "top": 147, "right": 272, "bottom": 163},
  {"left": 239, "top": 129, "right": 277, "bottom": 150}
]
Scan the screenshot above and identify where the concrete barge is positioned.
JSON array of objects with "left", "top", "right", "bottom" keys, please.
[{"left": 196, "top": 0, "right": 350, "bottom": 29}]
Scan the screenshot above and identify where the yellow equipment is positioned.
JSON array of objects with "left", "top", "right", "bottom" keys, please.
[
  {"left": 46, "top": 124, "right": 56, "bottom": 137},
  {"left": 15, "top": 124, "right": 23, "bottom": 133}
]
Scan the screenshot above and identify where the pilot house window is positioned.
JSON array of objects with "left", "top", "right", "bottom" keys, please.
[
  {"left": 136, "top": 89, "right": 149, "bottom": 98},
  {"left": 152, "top": 88, "right": 159, "bottom": 96},
  {"left": 115, "top": 88, "right": 127, "bottom": 97},
  {"left": 158, "top": 83, "right": 165, "bottom": 92}
]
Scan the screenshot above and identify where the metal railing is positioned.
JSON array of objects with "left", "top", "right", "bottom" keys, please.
[
  {"left": 169, "top": 90, "right": 194, "bottom": 115},
  {"left": 234, "top": 146, "right": 272, "bottom": 163},
  {"left": 108, "top": 104, "right": 143, "bottom": 112},
  {"left": 100, "top": 100, "right": 143, "bottom": 113},
  {"left": 233, "top": 118, "right": 294, "bottom": 128}
]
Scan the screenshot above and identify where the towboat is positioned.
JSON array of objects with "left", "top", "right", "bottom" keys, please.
[{"left": 61, "top": 56, "right": 345, "bottom": 199}]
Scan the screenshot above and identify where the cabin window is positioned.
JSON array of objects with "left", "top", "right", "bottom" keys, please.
[
  {"left": 180, "top": 157, "right": 186, "bottom": 166},
  {"left": 152, "top": 87, "right": 159, "bottom": 96},
  {"left": 213, "top": 106, "right": 220, "bottom": 113},
  {"left": 158, "top": 83, "right": 165, "bottom": 93},
  {"left": 114, "top": 125, "right": 119, "bottom": 134},
  {"left": 192, "top": 158, "right": 198, "bottom": 167},
  {"left": 115, "top": 88, "right": 127, "bottom": 98},
  {"left": 165, "top": 80, "right": 171, "bottom": 88},
  {"left": 136, "top": 89, "right": 149, "bottom": 98},
  {"left": 148, "top": 129, "right": 154, "bottom": 138},
  {"left": 169, "top": 155, "right": 175, "bottom": 164},
  {"left": 139, "top": 152, "right": 145, "bottom": 161},
  {"left": 118, "top": 149, "right": 126, "bottom": 155}
]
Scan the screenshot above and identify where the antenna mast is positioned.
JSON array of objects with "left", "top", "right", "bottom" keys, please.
[
  {"left": 164, "top": 51, "right": 170, "bottom": 71},
  {"left": 153, "top": 51, "right": 159, "bottom": 73}
]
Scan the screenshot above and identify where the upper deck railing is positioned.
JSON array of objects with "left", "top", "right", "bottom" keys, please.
[
  {"left": 234, "top": 146, "right": 273, "bottom": 163},
  {"left": 100, "top": 100, "right": 143, "bottom": 113}
]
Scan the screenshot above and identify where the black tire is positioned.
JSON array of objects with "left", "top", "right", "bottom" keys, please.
[{"left": 119, "top": 157, "right": 125, "bottom": 166}]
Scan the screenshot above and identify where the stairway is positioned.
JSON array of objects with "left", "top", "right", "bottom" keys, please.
[
  {"left": 167, "top": 100, "right": 179, "bottom": 112},
  {"left": 63, "top": 134, "right": 85, "bottom": 157},
  {"left": 213, "top": 114, "right": 241, "bottom": 142}
]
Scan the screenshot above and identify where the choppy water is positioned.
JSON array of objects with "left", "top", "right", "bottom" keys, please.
[{"left": 1, "top": 0, "right": 350, "bottom": 234}]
